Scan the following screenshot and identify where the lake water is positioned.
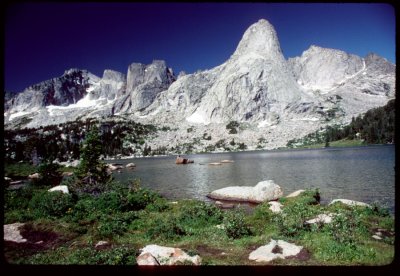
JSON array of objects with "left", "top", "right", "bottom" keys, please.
[{"left": 109, "top": 145, "right": 395, "bottom": 213}]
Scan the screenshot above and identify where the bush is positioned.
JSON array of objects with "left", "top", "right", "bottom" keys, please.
[
  {"left": 145, "top": 198, "right": 170, "bottom": 212},
  {"left": 29, "top": 190, "right": 74, "bottom": 218},
  {"left": 96, "top": 211, "right": 138, "bottom": 239},
  {"left": 26, "top": 246, "right": 137, "bottom": 265},
  {"left": 178, "top": 201, "right": 223, "bottom": 226},
  {"left": 32, "top": 161, "right": 63, "bottom": 187},
  {"left": 274, "top": 201, "right": 318, "bottom": 237},
  {"left": 146, "top": 216, "right": 186, "bottom": 241},
  {"left": 223, "top": 210, "right": 252, "bottom": 239},
  {"left": 125, "top": 188, "right": 161, "bottom": 211}
]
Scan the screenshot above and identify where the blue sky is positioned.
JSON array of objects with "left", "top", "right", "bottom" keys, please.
[{"left": 4, "top": 3, "right": 395, "bottom": 92}]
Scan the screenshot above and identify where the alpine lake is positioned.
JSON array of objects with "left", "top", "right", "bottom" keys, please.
[{"left": 109, "top": 145, "right": 395, "bottom": 213}]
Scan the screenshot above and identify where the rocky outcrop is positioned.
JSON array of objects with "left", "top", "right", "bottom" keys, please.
[
  {"left": 249, "top": 239, "right": 303, "bottom": 262},
  {"left": 136, "top": 244, "right": 201, "bottom": 265},
  {"left": 114, "top": 60, "right": 175, "bottom": 113},
  {"left": 207, "top": 180, "right": 283, "bottom": 203}
]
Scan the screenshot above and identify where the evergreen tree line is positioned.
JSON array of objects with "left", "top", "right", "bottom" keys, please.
[
  {"left": 287, "top": 99, "right": 395, "bottom": 147},
  {"left": 4, "top": 118, "right": 157, "bottom": 163}
]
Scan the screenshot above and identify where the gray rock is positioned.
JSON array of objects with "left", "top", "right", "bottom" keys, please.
[
  {"left": 329, "top": 199, "right": 371, "bottom": 207},
  {"left": 48, "top": 185, "right": 69, "bottom": 194},
  {"left": 137, "top": 244, "right": 201, "bottom": 265},
  {"left": 4, "top": 223, "right": 27, "bottom": 243},
  {"left": 208, "top": 180, "right": 283, "bottom": 203},
  {"left": 305, "top": 213, "right": 334, "bottom": 224},
  {"left": 268, "top": 201, "right": 283, "bottom": 213},
  {"left": 249, "top": 239, "right": 303, "bottom": 262}
]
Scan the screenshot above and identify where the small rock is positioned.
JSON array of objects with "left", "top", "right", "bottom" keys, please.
[
  {"left": 376, "top": 232, "right": 382, "bottom": 236},
  {"left": 137, "top": 244, "right": 202, "bottom": 265},
  {"left": 4, "top": 223, "right": 27, "bottom": 243},
  {"left": 35, "top": 240, "right": 43, "bottom": 245},
  {"left": 329, "top": 199, "right": 370, "bottom": 207},
  {"left": 126, "top": 163, "right": 136, "bottom": 168},
  {"left": 48, "top": 185, "right": 69, "bottom": 194},
  {"left": 170, "top": 201, "right": 178, "bottom": 204},
  {"left": 95, "top": 241, "right": 109, "bottom": 249},
  {"left": 286, "top": 190, "right": 305, "bottom": 198},
  {"left": 220, "top": 160, "right": 234, "bottom": 163},
  {"left": 4, "top": 177, "right": 12, "bottom": 181},
  {"left": 10, "top": 180, "right": 23, "bottom": 185},
  {"left": 215, "top": 224, "right": 225, "bottom": 230},
  {"left": 305, "top": 213, "right": 334, "bottom": 225},
  {"left": 28, "top": 173, "right": 40, "bottom": 179},
  {"left": 215, "top": 201, "right": 235, "bottom": 209},
  {"left": 372, "top": 235, "right": 382, "bottom": 240},
  {"left": 208, "top": 162, "right": 222, "bottom": 166},
  {"left": 268, "top": 201, "right": 283, "bottom": 213}
]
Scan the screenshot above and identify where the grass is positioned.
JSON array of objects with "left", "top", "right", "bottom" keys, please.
[{"left": 3, "top": 181, "right": 395, "bottom": 266}]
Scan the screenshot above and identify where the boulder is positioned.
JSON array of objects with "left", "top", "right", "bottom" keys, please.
[
  {"left": 305, "top": 213, "right": 334, "bottom": 224},
  {"left": 286, "top": 189, "right": 305, "bottom": 198},
  {"left": 268, "top": 201, "right": 283, "bottom": 213},
  {"left": 249, "top": 239, "right": 303, "bottom": 262},
  {"left": 208, "top": 180, "right": 283, "bottom": 203},
  {"left": 107, "top": 164, "right": 124, "bottom": 171},
  {"left": 48, "top": 185, "right": 69, "bottom": 194},
  {"left": 137, "top": 244, "right": 202, "bottom": 265},
  {"left": 4, "top": 223, "right": 27, "bottom": 243},
  {"left": 126, "top": 163, "right": 136, "bottom": 168},
  {"left": 329, "top": 199, "right": 370, "bottom": 207}
]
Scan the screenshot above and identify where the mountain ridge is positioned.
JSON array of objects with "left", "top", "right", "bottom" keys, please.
[{"left": 4, "top": 19, "right": 395, "bottom": 151}]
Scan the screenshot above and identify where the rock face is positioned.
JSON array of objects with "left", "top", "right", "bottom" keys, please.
[
  {"left": 136, "top": 244, "right": 201, "bottom": 265},
  {"left": 208, "top": 180, "right": 283, "bottom": 203},
  {"left": 249, "top": 239, "right": 303, "bottom": 262},
  {"left": 4, "top": 19, "right": 395, "bottom": 152},
  {"left": 114, "top": 60, "right": 175, "bottom": 113}
]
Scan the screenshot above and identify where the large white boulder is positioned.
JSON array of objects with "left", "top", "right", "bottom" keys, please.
[
  {"left": 208, "top": 180, "right": 283, "bottom": 203},
  {"left": 137, "top": 244, "right": 202, "bottom": 265},
  {"left": 4, "top": 223, "right": 27, "bottom": 243},
  {"left": 329, "top": 199, "right": 370, "bottom": 207},
  {"left": 48, "top": 185, "right": 69, "bottom": 194},
  {"left": 249, "top": 239, "right": 303, "bottom": 262}
]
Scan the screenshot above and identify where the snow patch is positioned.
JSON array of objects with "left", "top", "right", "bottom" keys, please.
[
  {"left": 186, "top": 111, "right": 209, "bottom": 125},
  {"left": 8, "top": 111, "right": 31, "bottom": 120}
]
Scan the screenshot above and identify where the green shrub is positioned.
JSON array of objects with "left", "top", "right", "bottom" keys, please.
[
  {"left": 274, "top": 201, "right": 318, "bottom": 237},
  {"left": 178, "top": 201, "right": 223, "bottom": 226},
  {"left": 325, "top": 208, "right": 367, "bottom": 246},
  {"left": 4, "top": 187, "right": 35, "bottom": 211},
  {"left": 145, "top": 197, "right": 170, "bottom": 212},
  {"left": 146, "top": 216, "right": 186, "bottom": 241},
  {"left": 32, "top": 161, "right": 63, "bottom": 187},
  {"left": 26, "top": 246, "right": 137, "bottom": 265},
  {"left": 223, "top": 210, "right": 252, "bottom": 239},
  {"left": 125, "top": 188, "right": 161, "bottom": 211},
  {"left": 93, "top": 211, "right": 138, "bottom": 239},
  {"left": 29, "top": 190, "right": 74, "bottom": 218}
]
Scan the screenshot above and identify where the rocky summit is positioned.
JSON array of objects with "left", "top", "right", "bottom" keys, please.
[{"left": 4, "top": 19, "right": 395, "bottom": 152}]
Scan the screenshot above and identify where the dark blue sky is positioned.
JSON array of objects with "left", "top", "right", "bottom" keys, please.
[{"left": 4, "top": 3, "right": 396, "bottom": 92}]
